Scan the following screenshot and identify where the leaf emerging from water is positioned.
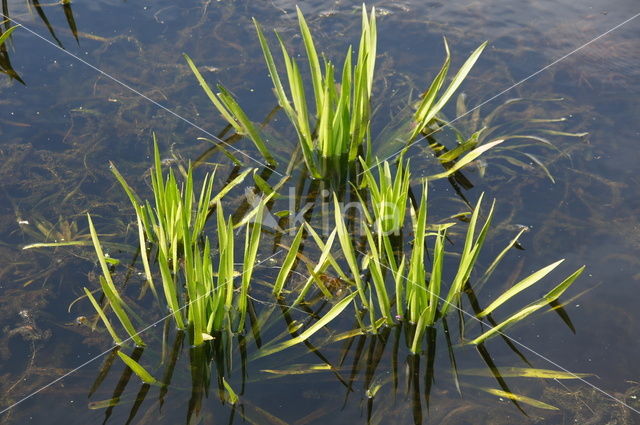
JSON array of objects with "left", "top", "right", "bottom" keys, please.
[
  {"left": 0, "top": 26, "right": 19, "bottom": 46},
  {"left": 255, "top": 292, "right": 357, "bottom": 358},
  {"left": 117, "top": 352, "right": 158, "bottom": 385},
  {"left": 478, "top": 387, "right": 559, "bottom": 410},
  {"left": 88, "top": 397, "right": 121, "bottom": 410},
  {"left": 429, "top": 140, "right": 504, "bottom": 179},
  {"left": 460, "top": 367, "right": 592, "bottom": 379},
  {"left": 478, "top": 259, "right": 564, "bottom": 318},
  {"left": 223, "top": 378, "right": 239, "bottom": 404},
  {"left": 261, "top": 364, "right": 333, "bottom": 375},
  {"left": 470, "top": 266, "right": 585, "bottom": 344}
]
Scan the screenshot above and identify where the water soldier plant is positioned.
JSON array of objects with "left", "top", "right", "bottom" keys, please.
[
  {"left": 185, "top": 5, "right": 489, "bottom": 179},
  {"left": 83, "top": 140, "right": 267, "bottom": 346},
  {"left": 17, "top": 6, "right": 593, "bottom": 421},
  {"left": 70, "top": 140, "right": 587, "bottom": 418},
  {"left": 269, "top": 157, "right": 585, "bottom": 354},
  {"left": 83, "top": 139, "right": 361, "bottom": 353}
]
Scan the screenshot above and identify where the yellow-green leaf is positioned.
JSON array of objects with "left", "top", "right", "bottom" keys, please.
[
  {"left": 478, "top": 259, "right": 564, "bottom": 318},
  {"left": 429, "top": 140, "right": 503, "bottom": 180},
  {"left": 460, "top": 367, "right": 592, "bottom": 379},
  {"left": 222, "top": 377, "right": 239, "bottom": 404},
  {"left": 256, "top": 292, "right": 357, "bottom": 358},
  {"left": 261, "top": 364, "right": 332, "bottom": 375},
  {"left": 117, "top": 352, "right": 158, "bottom": 385},
  {"left": 479, "top": 387, "right": 558, "bottom": 410}
]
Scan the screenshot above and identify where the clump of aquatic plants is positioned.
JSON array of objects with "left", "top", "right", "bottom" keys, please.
[
  {"left": 75, "top": 145, "right": 588, "bottom": 421},
  {"left": 7, "top": 5, "right": 597, "bottom": 422},
  {"left": 84, "top": 140, "right": 266, "bottom": 346},
  {"left": 273, "top": 166, "right": 584, "bottom": 354},
  {"left": 82, "top": 139, "right": 358, "bottom": 354},
  {"left": 186, "top": 5, "right": 488, "bottom": 179},
  {"left": 45, "top": 6, "right": 588, "bottom": 419},
  {"left": 378, "top": 189, "right": 581, "bottom": 351}
]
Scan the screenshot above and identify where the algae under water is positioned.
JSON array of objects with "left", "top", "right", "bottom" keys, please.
[{"left": 0, "top": 0, "right": 639, "bottom": 424}]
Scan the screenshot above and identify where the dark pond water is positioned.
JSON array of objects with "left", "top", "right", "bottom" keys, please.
[{"left": 1, "top": 0, "right": 640, "bottom": 424}]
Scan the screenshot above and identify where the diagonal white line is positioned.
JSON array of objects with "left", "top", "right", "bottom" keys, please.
[
  {"left": 360, "top": 10, "right": 640, "bottom": 176},
  {"left": 2, "top": 6, "right": 639, "bottom": 419},
  {"left": 0, "top": 13, "right": 283, "bottom": 176},
  {"left": 353, "top": 243, "right": 640, "bottom": 415},
  {"left": 235, "top": 238, "right": 640, "bottom": 415},
  {"left": 354, "top": 10, "right": 640, "bottom": 412},
  {"left": 2, "top": 227, "right": 636, "bottom": 417},
  {"left": 0, "top": 250, "right": 284, "bottom": 416}
]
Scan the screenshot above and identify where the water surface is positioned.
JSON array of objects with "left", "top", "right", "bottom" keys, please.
[{"left": 1, "top": 0, "right": 639, "bottom": 424}]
